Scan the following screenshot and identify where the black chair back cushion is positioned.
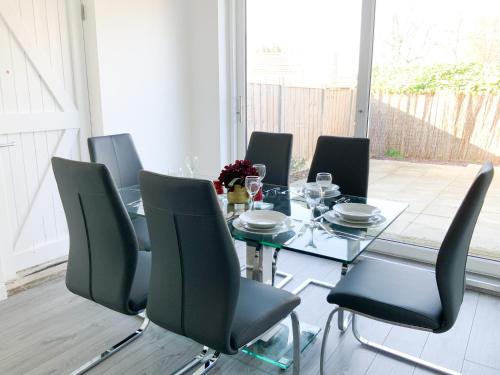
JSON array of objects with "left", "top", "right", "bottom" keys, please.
[
  {"left": 245, "top": 131, "right": 293, "bottom": 186},
  {"left": 140, "top": 172, "right": 241, "bottom": 354},
  {"left": 88, "top": 133, "right": 143, "bottom": 188},
  {"left": 435, "top": 162, "right": 494, "bottom": 332},
  {"left": 307, "top": 136, "right": 370, "bottom": 197},
  {"left": 52, "top": 157, "right": 141, "bottom": 315}
]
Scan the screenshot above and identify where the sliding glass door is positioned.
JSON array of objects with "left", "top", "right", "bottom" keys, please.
[
  {"left": 237, "top": 0, "right": 373, "bottom": 181},
  {"left": 367, "top": 0, "right": 500, "bottom": 261},
  {"left": 234, "top": 0, "right": 500, "bottom": 269}
]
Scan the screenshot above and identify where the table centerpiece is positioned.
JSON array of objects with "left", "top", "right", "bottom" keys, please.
[{"left": 218, "top": 160, "right": 258, "bottom": 204}]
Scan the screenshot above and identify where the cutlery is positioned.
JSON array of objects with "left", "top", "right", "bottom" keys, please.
[
  {"left": 312, "top": 212, "right": 328, "bottom": 222},
  {"left": 264, "top": 187, "right": 280, "bottom": 194},
  {"left": 318, "top": 222, "right": 365, "bottom": 240},
  {"left": 128, "top": 199, "right": 142, "bottom": 206}
]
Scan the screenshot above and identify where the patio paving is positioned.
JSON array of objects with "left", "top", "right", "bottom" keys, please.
[{"left": 368, "top": 159, "right": 500, "bottom": 260}]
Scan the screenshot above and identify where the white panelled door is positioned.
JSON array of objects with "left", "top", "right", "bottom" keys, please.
[{"left": 0, "top": 0, "right": 90, "bottom": 297}]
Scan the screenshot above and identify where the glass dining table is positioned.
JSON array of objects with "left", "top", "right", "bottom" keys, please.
[{"left": 119, "top": 183, "right": 408, "bottom": 369}]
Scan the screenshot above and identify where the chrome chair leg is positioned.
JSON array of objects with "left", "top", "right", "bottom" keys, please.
[
  {"left": 290, "top": 311, "right": 301, "bottom": 375},
  {"left": 70, "top": 315, "right": 150, "bottom": 375},
  {"left": 351, "top": 315, "right": 461, "bottom": 375},
  {"left": 172, "top": 346, "right": 221, "bottom": 375},
  {"left": 319, "top": 307, "right": 339, "bottom": 375}
]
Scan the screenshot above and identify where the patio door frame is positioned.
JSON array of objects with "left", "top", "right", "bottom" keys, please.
[
  {"left": 232, "top": 0, "right": 376, "bottom": 158},
  {"left": 230, "top": 0, "right": 500, "bottom": 287}
]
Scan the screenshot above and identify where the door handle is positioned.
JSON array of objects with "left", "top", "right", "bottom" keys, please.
[{"left": 0, "top": 142, "right": 16, "bottom": 148}]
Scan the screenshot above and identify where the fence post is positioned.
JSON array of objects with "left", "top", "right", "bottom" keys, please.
[{"left": 278, "top": 84, "right": 284, "bottom": 133}]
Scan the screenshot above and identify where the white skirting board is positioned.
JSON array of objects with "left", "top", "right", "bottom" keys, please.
[{"left": 13, "top": 236, "right": 69, "bottom": 275}]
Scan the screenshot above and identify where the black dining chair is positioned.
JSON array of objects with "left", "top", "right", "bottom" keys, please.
[
  {"left": 245, "top": 131, "right": 293, "bottom": 186},
  {"left": 307, "top": 135, "right": 370, "bottom": 197},
  {"left": 88, "top": 133, "right": 150, "bottom": 251},
  {"left": 320, "top": 162, "right": 494, "bottom": 375},
  {"left": 88, "top": 133, "right": 143, "bottom": 188},
  {"left": 52, "top": 157, "right": 151, "bottom": 375},
  {"left": 139, "top": 171, "right": 302, "bottom": 374},
  {"left": 294, "top": 136, "right": 371, "bottom": 303}
]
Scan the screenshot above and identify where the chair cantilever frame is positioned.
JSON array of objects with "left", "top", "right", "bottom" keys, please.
[
  {"left": 140, "top": 171, "right": 302, "bottom": 374},
  {"left": 52, "top": 157, "right": 151, "bottom": 375},
  {"left": 319, "top": 162, "right": 494, "bottom": 375}
]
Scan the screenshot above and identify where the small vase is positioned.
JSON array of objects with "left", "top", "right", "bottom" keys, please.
[{"left": 227, "top": 185, "right": 249, "bottom": 204}]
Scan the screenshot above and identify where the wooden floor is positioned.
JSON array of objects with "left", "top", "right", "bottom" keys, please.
[{"left": 2, "top": 246, "right": 500, "bottom": 375}]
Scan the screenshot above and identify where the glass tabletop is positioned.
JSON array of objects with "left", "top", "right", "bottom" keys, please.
[{"left": 119, "top": 183, "right": 408, "bottom": 264}]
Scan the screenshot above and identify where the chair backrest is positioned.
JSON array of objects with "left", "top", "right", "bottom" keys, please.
[
  {"left": 139, "top": 171, "right": 241, "bottom": 354},
  {"left": 88, "top": 133, "right": 143, "bottom": 188},
  {"left": 435, "top": 162, "right": 494, "bottom": 332},
  {"left": 307, "top": 136, "right": 370, "bottom": 197},
  {"left": 52, "top": 157, "right": 140, "bottom": 315},
  {"left": 245, "top": 131, "right": 293, "bottom": 186}
]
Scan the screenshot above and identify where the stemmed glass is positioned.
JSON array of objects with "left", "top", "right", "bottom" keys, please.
[
  {"left": 253, "top": 164, "right": 266, "bottom": 206},
  {"left": 316, "top": 172, "right": 332, "bottom": 212},
  {"left": 245, "top": 176, "right": 261, "bottom": 210},
  {"left": 185, "top": 155, "right": 199, "bottom": 178},
  {"left": 253, "top": 164, "right": 266, "bottom": 183},
  {"left": 304, "top": 184, "right": 322, "bottom": 248}
]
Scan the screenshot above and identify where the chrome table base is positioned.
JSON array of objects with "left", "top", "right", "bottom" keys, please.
[
  {"left": 320, "top": 310, "right": 461, "bottom": 375},
  {"left": 291, "top": 262, "right": 353, "bottom": 332},
  {"left": 69, "top": 315, "right": 150, "bottom": 375},
  {"left": 244, "top": 244, "right": 294, "bottom": 288}
]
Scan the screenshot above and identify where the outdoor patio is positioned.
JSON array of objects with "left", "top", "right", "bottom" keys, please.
[{"left": 368, "top": 159, "right": 500, "bottom": 260}]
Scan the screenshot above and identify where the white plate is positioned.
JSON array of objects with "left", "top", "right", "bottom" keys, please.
[
  {"left": 239, "top": 210, "right": 288, "bottom": 229},
  {"left": 305, "top": 182, "right": 340, "bottom": 192},
  {"left": 324, "top": 189, "right": 341, "bottom": 198},
  {"left": 333, "top": 203, "right": 380, "bottom": 221},
  {"left": 324, "top": 211, "right": 386, "bottom": 228},
  {"left": 232, "top": 218, "right": 291, "bottom": 234}
]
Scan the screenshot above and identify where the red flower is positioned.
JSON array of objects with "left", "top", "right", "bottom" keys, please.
[{"left": 218, "top": 160, "right": 258, "bottom": 191}]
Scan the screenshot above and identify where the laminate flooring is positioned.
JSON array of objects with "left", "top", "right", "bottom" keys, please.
[{"left": 1, "top": 246, "right": 499, "bottom": 375}]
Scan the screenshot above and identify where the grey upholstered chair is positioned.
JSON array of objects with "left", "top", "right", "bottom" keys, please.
[
  {"left": 88, "top": 133, "right": 143, "bottom": 188},
  {"left": 88, "top": 133, "right": 150, "bottom": 251},
  {"left": 307, "top": 136, "right": 370, "bottom": 197},
  {"left": 139, "top": 171, "right": 302, "bottom": 374},
  {"left": 320, "top": 162, "right": 494, "bottom": 375},
  {"left": 52, "top": 157, "right": 151, "bottom": 375},
  {"left": 245, "top": 131, "right": 293, "bottom": 186}
]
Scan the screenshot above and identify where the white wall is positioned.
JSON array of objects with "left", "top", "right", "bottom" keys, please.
[
  {"left": 85, "top": 0, "right": 232, "bottom": 177},
  {"left": 187, "top": 0, "right": 232, "bottom": 177},
  {"left": 86, "top": 0, "right": 192, "bottom": 173}
]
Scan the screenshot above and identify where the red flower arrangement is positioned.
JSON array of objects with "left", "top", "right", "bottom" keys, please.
[{"left": 218, "top": 160, "right": 258, "bottom": 192}]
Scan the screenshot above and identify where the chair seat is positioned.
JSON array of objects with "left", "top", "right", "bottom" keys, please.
[
  {"left": 230, "top": 278, "right": 301, "bottom": 349},
  {"left": 132, "top": 217, "right": 151, "bottom": 251},
  {"left": 327, "top": 260, "right": 443, "bottom": 331}
]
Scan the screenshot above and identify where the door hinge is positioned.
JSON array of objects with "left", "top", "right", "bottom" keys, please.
[{"left": 81, "top": 3, "right": 86, "bottom": 21}]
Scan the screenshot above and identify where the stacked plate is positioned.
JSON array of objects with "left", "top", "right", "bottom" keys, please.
[
  {"left": 235, "top": 210, "right": 289, "bottom": 234},
  {"left": 324, "top": 203, "right": 385, "bottom": 228},
  {"left": 304, "top": 182, "right": 341, "bottom": 198}
]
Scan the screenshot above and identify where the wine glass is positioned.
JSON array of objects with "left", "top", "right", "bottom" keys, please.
[
  {"left": 304, "top": 184, "right": 322, "bottom": 248},
  {"left": 316, "top": 172, "right": 332, "bottom": 211},
  {"left": 304, "top": 184, "right": 322, "bottom": 224},
  {"left": 253, "top": 164, "right": 266, "bottom": 182},
  {"left": 245, "top": 176, "right": 261, "bottom": 210},
  {"left": 185, "top": 155, "right": 199, "bottom": 178}
]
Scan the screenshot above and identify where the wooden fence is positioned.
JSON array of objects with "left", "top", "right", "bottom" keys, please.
[{"left": 247, "top": 83, "right": 500, "bottom": 165}]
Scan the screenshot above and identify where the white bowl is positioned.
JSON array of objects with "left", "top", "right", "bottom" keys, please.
[
  {"left": 333, "top": 203, "right": 380, "bottom": 221},
  {"left": 239, "top": 210, "right": 288, "bottom": 229}
]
